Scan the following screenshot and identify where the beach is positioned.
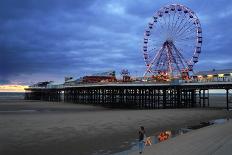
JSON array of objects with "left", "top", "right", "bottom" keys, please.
[
  {"left": 130, "top": 119, "right": 232, "bottom": 155},
  {"left": 0, "top": 96, "right": 231, "bottom": 155}
]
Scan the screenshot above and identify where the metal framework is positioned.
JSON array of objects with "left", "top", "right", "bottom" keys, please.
[
  {"left": 25, "top": 83, "right": 232, "bottom": 110},
  {"left": 143, "top": 4, "right": 202, "bottom": 80}
]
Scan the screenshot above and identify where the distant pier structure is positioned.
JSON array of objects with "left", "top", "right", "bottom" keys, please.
[{"left": 25, "top": 82, "right": 232, "bottom": 110}]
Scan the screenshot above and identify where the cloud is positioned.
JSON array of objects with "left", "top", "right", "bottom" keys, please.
[
  {"left": 105, "top": 2, "right": 125, "bottom": 15},
  {"left": 1, "top": 0, "right": 232, "bottom": 84},
  {"left": 0, "top": 79, "right": 10, "bottom": 85}
]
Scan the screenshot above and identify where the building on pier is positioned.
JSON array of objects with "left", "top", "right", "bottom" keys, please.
[
  {"left": 30, "top": 81, "right": 53, "bottom": 88},
  {"left": 82, "top": 71, "right": 116, "bottom": 83},
  {"left": 193, "top": 69, "right": 232, "bottom": 82},
  {"left": 47, "top": 82, "right": 64, "bottom": 89},
  {"left": 64, "top": 78, "right": 82, "bottom": 86}
]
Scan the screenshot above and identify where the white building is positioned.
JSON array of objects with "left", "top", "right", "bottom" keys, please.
[{"left": 194, "top": 69, "right": 232, "bottom": 82}]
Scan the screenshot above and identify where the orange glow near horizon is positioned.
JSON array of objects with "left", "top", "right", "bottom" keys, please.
[{"left": 0, "top": 85, "right": 28, "bottom": 92}]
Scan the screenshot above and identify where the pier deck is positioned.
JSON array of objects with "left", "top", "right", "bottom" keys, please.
[{"left": 25, "top": 82, "right": 232, "bottom": 109}]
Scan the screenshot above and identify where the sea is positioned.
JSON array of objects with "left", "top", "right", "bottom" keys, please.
[{"left": 0, "top": 92, "right": 25, "bottom": 100}]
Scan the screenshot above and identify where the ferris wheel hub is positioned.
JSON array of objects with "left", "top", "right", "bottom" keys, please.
[{"left": 163, "top": 40, "right": 173, "bottom": 46}]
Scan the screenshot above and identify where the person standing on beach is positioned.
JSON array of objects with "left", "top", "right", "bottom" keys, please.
[{"left": 138, "top": 126, "right": 146, "bottom": 154}]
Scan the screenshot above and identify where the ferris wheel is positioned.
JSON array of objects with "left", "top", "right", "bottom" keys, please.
[{"left": 143, "top": 4, "right": 202, "bottom": 80}]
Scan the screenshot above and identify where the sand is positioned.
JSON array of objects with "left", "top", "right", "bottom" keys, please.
[
  {"left": 0, "top": 99, "right": 231, "bottom": 155},
  {"left": 130, "top": 120, "right": 232, "bottom": 155},
  {"left": 209, "top": 95, "right": 232, "bottom": 108}
]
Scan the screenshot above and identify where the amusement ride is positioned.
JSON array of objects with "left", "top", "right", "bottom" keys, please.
[{"left": 143, "top": 4, "right": 202, "bottom": 81}]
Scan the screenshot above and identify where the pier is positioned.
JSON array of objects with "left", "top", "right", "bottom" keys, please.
[{"left": 25, "top": 82, "right": 232, "bottom": 110}]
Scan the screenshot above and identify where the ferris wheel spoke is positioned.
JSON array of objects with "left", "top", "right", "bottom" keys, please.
[
  {"left": 168, "top": 13, "right": 171, "bottom": 32},
  {"left": 155, "top": 48, "right": 166, "bottom": 68},
  {"left": 176, "top": 41, "right": 195, "bottom": 47},
  {"left": 171, "top": 11, "right": 182, "bottom": 34},
  {"left": 177, "top": 35, "right": 196, "bottom": 42},
  {"left": 163, "top": 14, "right": 169, "bottom": 29},
  {"left": 172, "top": 21, "right": 186, "bottom": 40},
  {"left": 144, "top": 47, "right": 164, "bottom": 76},
  {"left": 159, "top": 16, "right": 169, "bottom": 32},
  {"left": 176, "top": 43, "right": 195, "bottom": 50},
  {"left": 170, "top": 11, "right": 176, "bottom": 32},
  {"left": 172, "top": 43, "right": 189, "bottom": 68},
  {"left": 147, "top": 46, "right": 159, "bottom": 54},
  {"left": 172, "top": 12, "right": 188, "bottom": 37},
  {"left": 169, "top": 48, "right": 182, "bottom": 74},
  {"left": 177, "top": 35, "right": 195, "bottom": 40},
  {"left": 176, "top": 26, "right": 196, "bottom": 40},
  {"left": 177, "top": 36, "right": 195, "bottom": 44},
  {"left": 148, "top": 39, "right": 163, "bottom": 48},
  {"left": 148, "top": 38, "right": 163, "bottom": 44},
  {"left": 171, "top": 46, "right": 184, "bottom": 72},
  {"left": 176, "top": 17, "right": 195, "bottom": 37},
  {"left": 177, "top": 38, "right": 195, "bottom": 47},
  {"left": 176, "top": 41, "right": 195, "bottom": 50},
  {"left": 155, "top": 13, "right": 164, "bottom": 30},
  {"left": 172, "top": 14, "right": 181, "bottom": 35},
  {"left": 156, "top": 53, "right": 165, "bottom": 70},
  {"left": 169, "top": 16, "right": 178, "bottom": 37},
  {"left": 150, "top": 29, "right": 163, "bottom": 39},
  {"left": 148, "top": 46, "right": 162, "bottom": 52},
  {"left": 170, "top": 14, "right": 182, "bottom": 39},
  {"left": 155, "top": 20, "right": 165, "bottom": 33},
  {"left": 174, "top": 12, "right": 184, "bottom": 28},
  {"left": 177, "top": 22, "right": 195, "bottom": 38},
  {"left": 177, "top": 50, "right": 193, "bottom": 63},
  {"left": 175, "top": 14, "right": 192, "bottom": 33}
]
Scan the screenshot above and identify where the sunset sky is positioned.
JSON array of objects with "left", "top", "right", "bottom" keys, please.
[
  {"left": 0, "top": 85, "right": 28, "bottom": 92},
  {"left": 1, "top": 0, "right": 232, "bottom": 87}
]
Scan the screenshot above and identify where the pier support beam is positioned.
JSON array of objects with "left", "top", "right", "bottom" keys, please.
[
  {"left": 226, "top": 89, "right": 229, "bottom": 111},
  {"left": 25, "top": 83, "right": 232, "bottom": 109}
]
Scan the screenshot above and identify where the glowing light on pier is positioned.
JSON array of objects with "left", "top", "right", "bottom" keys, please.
[{"left": 218, "top": 74, "right": 224, "bottom": 77}]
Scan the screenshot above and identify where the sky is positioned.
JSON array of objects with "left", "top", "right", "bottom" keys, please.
[
  {"left": 0, "top": 85, "right": 28, "bottom": 92},
  {"left": 1, "top": 0, "right": 232, "bottom": 86}
]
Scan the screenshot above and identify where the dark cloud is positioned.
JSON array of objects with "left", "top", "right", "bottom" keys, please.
[
  {"left": 1, "top": 0, "right": 232, "bottom": 84},
  {"left": 0, "top": 79, "right": 10, "bottom": 85}
]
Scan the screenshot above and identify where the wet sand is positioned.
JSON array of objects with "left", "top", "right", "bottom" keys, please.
[
  {"left": 0, "top": 98, "right": 231, "bottom": 155},
  {"left": 130, "top": 120, "right": 232, "bottom": 155}
]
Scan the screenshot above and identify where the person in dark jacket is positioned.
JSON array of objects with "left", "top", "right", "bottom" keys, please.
[{"left": 138, "top": 126, "right": 145, "bottom": 154}]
